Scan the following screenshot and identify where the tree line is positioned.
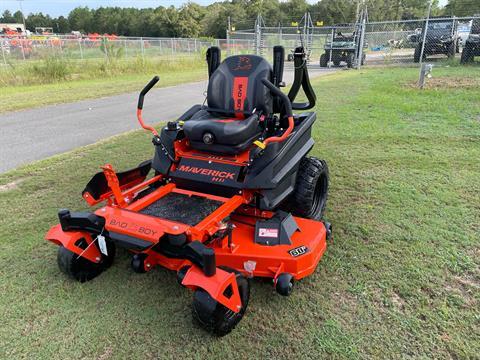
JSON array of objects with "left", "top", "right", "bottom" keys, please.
[{"left": 1, "top": 0, "right": 478, "bottom": 39}]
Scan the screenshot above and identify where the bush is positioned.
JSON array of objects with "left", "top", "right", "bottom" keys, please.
[{"left": 31, "top": 55, "right": 71, "bottom": 82}]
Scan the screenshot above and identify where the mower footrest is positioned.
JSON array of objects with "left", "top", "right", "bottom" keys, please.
[
  {"left": 154, "top": 240, "right": 216, "bottom": 276},
  {"left": 59, "top": 210, "right": 105, "bottom": 233},
  {"left": 109, "top": 232, "right": 153, "bottom": 251}
]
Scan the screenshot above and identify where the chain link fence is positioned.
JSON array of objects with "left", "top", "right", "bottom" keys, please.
[
  {"left": 1, "top": 13, "right": 479, "bottom": 87},
  {"left": 229, "top": 15, "right": 480, "bottom": 72},
  {"left": 0, "top": 35, "right": 222, "bottom": 64},
  {"left": 364, "top": 16, "right": 480, "bottom": 67},
  {"left": 0, "top": 34, "right": 262, "bottom": 66}
]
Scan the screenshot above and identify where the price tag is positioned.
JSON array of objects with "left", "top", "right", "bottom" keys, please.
[{"left": 97, "top": 235, "right": 108, "bottom": 256}]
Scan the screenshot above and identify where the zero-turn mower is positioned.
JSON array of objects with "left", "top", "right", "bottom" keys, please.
[{"left": 46, "top": 45, "right": 331, "bottom": 336}]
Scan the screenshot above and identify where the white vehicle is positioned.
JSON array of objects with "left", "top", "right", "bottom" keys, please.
[{"left": 458, "top": 21, "right": 472, "bottom": 46}]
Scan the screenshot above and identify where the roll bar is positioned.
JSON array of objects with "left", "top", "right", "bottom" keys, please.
[{"left": 287, "top": 46, "right": 316, "bottom": 110}]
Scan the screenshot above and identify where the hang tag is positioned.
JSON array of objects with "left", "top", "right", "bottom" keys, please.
[{"left": 97, "top": 235, "right": 108, "bottom": 256}]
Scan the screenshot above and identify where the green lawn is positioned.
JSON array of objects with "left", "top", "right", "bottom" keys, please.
[
  {"left": 0, "top": 58, "right": 207, "bottom": 113},
  {"left": 0, "top": 66, "right": 479, "bottom": 359}
]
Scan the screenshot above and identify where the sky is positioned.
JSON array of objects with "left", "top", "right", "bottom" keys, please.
[
  {"left": 0, "top": 0, "right": 214, "bottom": 17},
  {"left": 1, "top": 0, "right": 449, "bottom": 18}
]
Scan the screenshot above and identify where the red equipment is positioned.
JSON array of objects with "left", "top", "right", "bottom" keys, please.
[{"left": 45, "top": 46, "right": 331, "bottom": 335}]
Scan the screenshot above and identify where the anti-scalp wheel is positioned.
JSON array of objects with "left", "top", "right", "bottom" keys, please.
[
  {"left": 275, "top": 273, "right": 294, "bottom": 296},
  {"left": 131, "top": 253, "right": 148, "bottom": 273}
]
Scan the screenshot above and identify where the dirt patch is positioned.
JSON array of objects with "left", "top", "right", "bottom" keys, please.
[
  {"left": 97, "top": 346, "right": 113, "bottom": 360},
  {"left": 408, "top": 76, "right": 480, "bottom": 89},
  {"left": 391, "top": 291, "right": 406, "bottom": 310},
  {"left": 453, "top": 275, "right": 480, "bottom": 289},
  {"left": 0, "top": 179, "right": 24, "bottom": 192},
  {"left": 445, "top": 275, "right": 478, "bottom": 307}
]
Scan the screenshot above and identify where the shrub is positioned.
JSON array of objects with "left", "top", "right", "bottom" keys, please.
[{"left": 31, "top": 55, "right": 71, "bottom": 82}]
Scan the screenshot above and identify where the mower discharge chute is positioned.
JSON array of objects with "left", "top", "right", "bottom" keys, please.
[{"left": 45, "top": 46, "right": 332, "bottom": 336}]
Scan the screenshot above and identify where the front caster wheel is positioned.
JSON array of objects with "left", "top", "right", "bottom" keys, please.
[
  {"left": 176, "top": 265, "right": 191, "bottom": 285},
  {"left": 192, "top": 268, "right": 250, "bottom": 336},
  {"left": 276, "top": 273, "right": 294, "bottom": 296},
  {"left": 57, "top": 242, "right": 115, "bottom": 283},
  {"left": 323, "top": 221, "right": 333, "bottom": 240},
  {"left": 131, "top": 253, "right": 148, "bottom": 273}
]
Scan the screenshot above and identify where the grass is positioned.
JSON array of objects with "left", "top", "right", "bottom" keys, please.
[
  {"left": 0, "top": 56, "right": 207, "bottom": 113},
  {"left": 0, "top": 66, "right": 479, "bottom": 359}
]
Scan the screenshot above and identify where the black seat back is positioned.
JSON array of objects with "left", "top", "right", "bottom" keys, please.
[{"left": 207, "top": 55, "right": 273, "bottom": 116}]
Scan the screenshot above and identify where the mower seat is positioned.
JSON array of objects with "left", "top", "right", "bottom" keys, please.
[
  {"left": 183, "top": 109, "right": 260, "bottom": 153},
  {"left": 183, "top": 54, "right": 273, "bottom": 154}
]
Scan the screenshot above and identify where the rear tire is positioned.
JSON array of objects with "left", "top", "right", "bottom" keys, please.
[
  {"left": 332, "top": 53, "right": 341, "bottom": 66},
  {"left": 192, "top": 267, "right": 249, "bottom": 336},
  {"left": 320, "top": 53, "right": 328, "bottom": 67},
  {"left": 447, "top": 42, "right": 455, "bottom": 58},
  {"left": 460, "top": 44, "right": 473, "bottom": 64},
  {"left": 346, "top": 52, "right": 355, "bottom": 68},
  {"left": 286, "top": 157, "right": 329, "bottom": 220},
  {"left": 414, "top": 43, "right": 423, "bottom": 63}
]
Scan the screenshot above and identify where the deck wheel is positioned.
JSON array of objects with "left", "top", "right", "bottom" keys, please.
[
  {"left": 131, "top": 253, "right": 148, "bottom": 273},
  {"left": 276, "top": 273, "right": 294, "bottom": 296},
  {"left": 323, "top": 222, "right": 332, "bottom": 240},
  {"left": 176, "top": 265, "right": 191, "bottom": 285}
]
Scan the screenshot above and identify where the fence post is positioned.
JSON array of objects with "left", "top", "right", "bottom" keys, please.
[
  {"left": 124, "top": 39, "right": 128, "bottom": 58},
  {"left": 418, "top": 0, "right": 433, "bottom": 88},
  {"left": 103, "top": 37, "right": 109, "bottom": 61},
  {"left": 278, "top": 22, "right": 282, "bottom": 45},
  {"left": 20, "top": 39, "right": 26, "bottom": 61},
  {"left": 140, "top": 37, "right": 145, "bottom": 58},
  {"left": 194, "top": 38, "right": 197, "bottom": 53},
  {"left": 328, "top": 28, "right": 334, "bottom": 67},
  {"left": 158, "top": 39, "right": 162, "bottom": 55},
  {"left": 171, "top": 38, "right": 174, "bottom": 55},
  {"left": 78, "top": 38, "right": 84, "bottom": 60},
  {"left": 1, "top": 39, "right": 6, "bottom": 65},
  {"left": 357, "top": 17, "right": 366, "bottom": 69}
]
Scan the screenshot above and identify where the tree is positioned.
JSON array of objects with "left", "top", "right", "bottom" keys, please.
[
  {"left": 201, "top": 1, "right": 248, "bottom": 39},
  {"left": 310, "top": 0, "right": 356, "bottom": 25},
  {"left": 68, "top": 7, "right": 93, "bottom": 33},
  {"left": 173, "top": 3, "right": 206, "bottom": 38},
  {"left": 0, "top": 0, "right": 455, "bottom": 38},
  {"left": 25, "top": 12, "right": 54, "bottom": 31},
  {"left": 280, "top": 0, "right": 309, "bottom": 25},
  {"left": 56, "top": 16, "right": 71, "bottom": 33},
  {"left": 444, "top": 0, "right": 480, "bottom": 16},
  {"left": 1, "top": 10, "right": 16, "bottom": 23},
  {"left": 13, "top": 11, "right": 24, "bottom": 24}
]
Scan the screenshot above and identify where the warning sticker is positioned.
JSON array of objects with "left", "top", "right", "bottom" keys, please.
[{"left": 258, "top": 228, "right": 279, "bottom": 238}]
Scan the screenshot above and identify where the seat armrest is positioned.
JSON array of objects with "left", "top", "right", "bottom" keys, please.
[{"left": 178, "top": 104, "right": 203, "bottom": 121}]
